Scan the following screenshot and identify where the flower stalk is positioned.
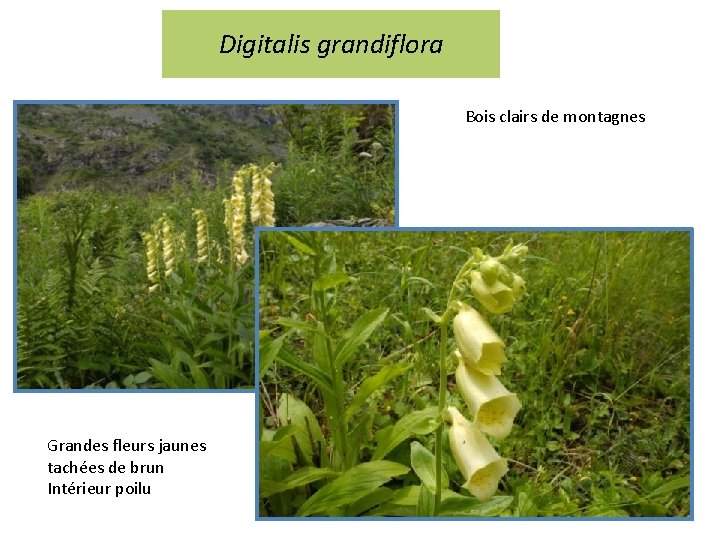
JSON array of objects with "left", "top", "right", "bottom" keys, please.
[
  {"left": 161, "top": 214, "right": 175, "bottom": 278},
  {"left": 142, "top": 232, "right": 160, "bottom": 293},
  {"left": 431, "top": 243, "right": 528, "bottom": 513},
  {"left": 250, "top": 163, "right": 278, "bottom": 227},
  {"left": 192, "top": 209, "right": 209, "bottom": 263}
]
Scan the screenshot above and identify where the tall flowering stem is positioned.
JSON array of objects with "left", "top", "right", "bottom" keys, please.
[
  {"left": 142, "top": 232, "right": 160, "bottom": 293},
  {"left": 192, "top": 209, "right": 209, "bottom": 263},
  {"left": 431, "top": 257, "right": 475, "bottom": 514},
  {"left": 430, "top": 244, "right": 528, "bottom": 515},
  {"left": 250, "top": 163, "right": 278, "bottom": 227},
  {"left": 227, "top": 167, "right": 250, "bottom": 268},
  {"left": 161, "top": 214, "right": 175, "bottom": 278},
  {"left": 434, "top": 321, "right": 448, "bottom": 513}
]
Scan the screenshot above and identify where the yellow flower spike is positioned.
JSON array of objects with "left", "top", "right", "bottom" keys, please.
[
  {"left": 236, "top": 246, "right": 249, "bottom": 266},
  {"left": 232, "top": 166, "right": 250, "bottom": 199},
  {"left": 213, "top": 240, "right": 225, "bottom": 264},
  {"left": 161, "top": 214, "right": 175, "bottom": 278},
  {"left": 453, "top": 303, "right": 506, "bottom": 375},
  {"left": 470, "top": 270, "right": 515, "bottom": 314},
  {"left": 192, "top": 209, "right": 209, "bottom": 263},
  {"left": 456, "top": 359, "right": 521, "bottom": 439},
  {"left": 230, "top": 193, "right": 247, "bottom": 267},
  {"left": 142, "top": 232, "right": 160, "bottom": 292},
  {"left": 446, "top": 406, "right": 508, "bottom": 500},
  {"left": 250, "top": 162, "right": 277, "bottom": 227}
]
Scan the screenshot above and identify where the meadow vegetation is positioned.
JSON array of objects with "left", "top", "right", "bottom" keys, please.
[
  {"left": 17, "top": 104, "right": 395, "bottom": 389},
  {"left": 258, "top": 231, "right": 691, "bottom": 517}
]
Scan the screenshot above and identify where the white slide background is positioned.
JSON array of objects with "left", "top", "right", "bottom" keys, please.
[{"left": 2, "top": 1, "right": 717, "bottom": 538}]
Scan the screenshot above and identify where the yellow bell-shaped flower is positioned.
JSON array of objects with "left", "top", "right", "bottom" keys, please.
[
  {"left": 446, "top": 406, "right": 508, "bottom": 500},
  {"left": 453, "top": 303, "right": 506, "bottom": 375},
  {"left": 456, "top": 359, "right": 521, "bottom": 439}
]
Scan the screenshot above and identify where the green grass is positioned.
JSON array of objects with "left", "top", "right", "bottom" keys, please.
[{"left": 258, "top": 231, "right": 690, "bottom": 517}]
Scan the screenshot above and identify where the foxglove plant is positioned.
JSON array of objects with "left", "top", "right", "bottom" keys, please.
[
  {"left": 427, "top": 244, "right": 528, "bottom": 513},
  {"left": 141, "top": 163, "right": 276, "bottom": 290}
]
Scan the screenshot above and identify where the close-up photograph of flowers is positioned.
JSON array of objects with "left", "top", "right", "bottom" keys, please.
[{"left": 258, "top": 230, "right": 690, "bottom": 517}]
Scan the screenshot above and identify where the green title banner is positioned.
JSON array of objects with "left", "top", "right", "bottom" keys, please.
[{"left": 162, "top": 10, "right": 500, "bottom": 78}]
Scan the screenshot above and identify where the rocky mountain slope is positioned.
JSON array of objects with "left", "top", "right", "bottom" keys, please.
[{"left": 17, "top": 104, "right": 288, "bottom": 198}]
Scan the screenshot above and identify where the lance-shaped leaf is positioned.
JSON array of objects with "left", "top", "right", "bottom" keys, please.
[
  {"left": 334, "top": 308, "right": 389, "bottom": 369},
  {"left": 344, "top": 363, "right": 410, "bottom": 421},
  {"left": 261, "top": 466, "right": 339, "bottom": 498},
  {"left": 372, "top": 406, "right": 440, "bottom": 460},
  {"left": 297, "top": 461, "right": 409, "bottom": 517},
  {"left": 277, "top": 393, "right": 325, "bottom": 466},
  {"left": 410, "top": 441, "right": 448, "bottom": 493}
]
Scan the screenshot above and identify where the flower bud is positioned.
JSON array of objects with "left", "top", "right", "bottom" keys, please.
[
  {"left": 446, "top": 406, "right": 508, "bottom": 500},
  {"left": 470, "top": 270, "right": 515, "bottom": 314},
  {"left": 478, "top": 259, "right": 500, "bottom": 285},
  {"left": 453, "top": 303, "right": 506, "bottom": 375},
  {"left": 456, "top": 359, "right": 521, "bottom": 439}
]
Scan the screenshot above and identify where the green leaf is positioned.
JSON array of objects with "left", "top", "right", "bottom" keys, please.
[
  {"left": 311, "top": 321, "right": 332, "bottom": 377},
  {"left": 297, "top": 461, "right": 409, "bottom": 517},
  {"left": 274, "top": 317, "right": 320, "bottom": 335},
  {"left": 416, "top": 485, "right": 434, "bottom": 517},
  {"left": 313, "top": 272, "right": 350, "bottom": 292},
  {"left": 410, "top": 441, "right": 448, "bottom": 493},
  {"left": 513, "top": 491, "right": 537, "bottom": 516},
  {"left": 259, "top": 334, "right": 285, "bottom": 379},
  {"left": 439, "top": 494, "right": 514, "bottom": 516},
  {"left": 334, "top": 308, "right": 389, "bottom": 369},
  {"left": 280, "top": 232, "right": 316, "bottom": 256},
  {"left": 278, "top": 393, "right": 325, "bottom": 465},
  {"left": 198, "top": 333, "right": 227, "bottom": 349},
  {"left": 366, "top": 486, "right": 421, "bottom": 516},
  {"left": 276, "top": 346, "right": 335, "bottom": 395},
  {"left": 259, "top": 424, "right": 303, "bottom": 463},
  {"left": 133, "top": 371, "right": 152, "bottom": 384},
  {"left": 343, "top": 487, "right": 394, "bottom": 517},
  {"left": 344, "top": 363, "right": 410, "bottom": 421},
  {"left": 647, "top": 474, "right": 690, "bottom": 500},
  {"left": 407, "top": 276, "right": 436, "bottom": 289},
  {"left": 261, "top": 466, "right": 340, "bottom": 498},
  {"left": 149, "top": 360, "right": 194, "bottom": 388},
  {"left": 373, "top": 406, "right": 440, "bottom": 460},
  {"left": 420, "top": 307, "right": 442, "bottom": 323}
]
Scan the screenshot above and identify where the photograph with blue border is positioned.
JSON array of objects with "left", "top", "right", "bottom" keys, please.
[
  {"left": 255, "top": 227, "right": 692, "bottom": 518},
  {"left": 14, "top": 100, "right": 398, "bottom": 392}
]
